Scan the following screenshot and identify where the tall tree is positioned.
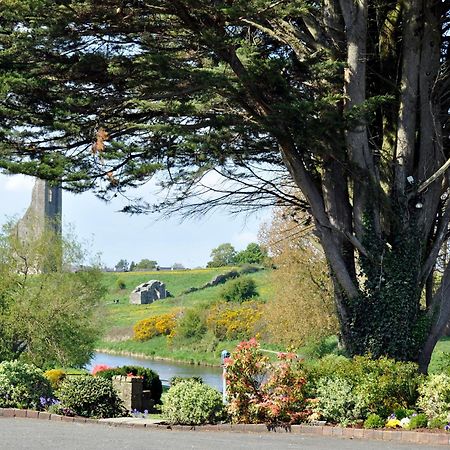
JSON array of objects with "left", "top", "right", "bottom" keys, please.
[
  {"left": 260, "top": 205, "right": 337, "bottom": 348},
  {"left": 0, "top": 1, "right": 449, "bottom": 371},
  {"left": 207, "top": 243, "right": 237, "bottom": 267},
  {"left": 235, "top": 243, "right": 268, "bottom": 265}
]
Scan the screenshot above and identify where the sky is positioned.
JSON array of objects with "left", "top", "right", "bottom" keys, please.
[{"left": 0, "top": 173, "right": 269, "bottom": 269}]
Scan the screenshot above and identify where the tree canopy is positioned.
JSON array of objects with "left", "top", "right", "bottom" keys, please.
[
  {"left": 207, "top": 243, "right": 237, "bottom": 268},
  {"left": 0, "top": 222, "right": 104, "bottom": 367},
  {"left": 1, "top": 1, "right": 450, "bottom": 371},
  {"left": 135, "top": 259, "right": 158, "bottom": 270}
]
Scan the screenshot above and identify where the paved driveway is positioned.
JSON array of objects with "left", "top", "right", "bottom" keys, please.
[{"left": 0, "top": 418, "right": 445, "bottom": 450}]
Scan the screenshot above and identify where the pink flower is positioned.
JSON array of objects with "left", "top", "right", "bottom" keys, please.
[{"left": 92, "top": 364, "right": 111, "bottom": 375}]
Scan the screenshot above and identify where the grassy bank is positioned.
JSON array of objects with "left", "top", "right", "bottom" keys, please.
[{"left": 98, "top": 267, "right": 277, "bottom": 365}]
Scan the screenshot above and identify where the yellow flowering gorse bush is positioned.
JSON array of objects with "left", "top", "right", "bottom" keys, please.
[{"left": 133, "top": 313, "right": 178, "bottom": 341}]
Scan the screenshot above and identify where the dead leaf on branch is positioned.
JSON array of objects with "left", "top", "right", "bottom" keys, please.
[{"left": 92, "top": 127, "right": 109, "bottom": 154}]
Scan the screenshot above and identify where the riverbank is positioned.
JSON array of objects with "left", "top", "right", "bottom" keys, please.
[{"left": 94, "top": 347, "right": 222, "bottom": 367}]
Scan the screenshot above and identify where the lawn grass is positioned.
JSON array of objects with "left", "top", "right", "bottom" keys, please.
[{"left": 428, "top": 336, "right": 450, "bottom": 374}]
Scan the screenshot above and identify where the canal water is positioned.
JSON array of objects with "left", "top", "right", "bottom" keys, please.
[{"left": 87, "top": 352, "right": 223, "bottom": 391}]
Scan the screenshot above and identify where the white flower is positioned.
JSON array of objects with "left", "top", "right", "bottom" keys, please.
[{"left": 400, "top": 417, "right": 411, "bottom": 428}]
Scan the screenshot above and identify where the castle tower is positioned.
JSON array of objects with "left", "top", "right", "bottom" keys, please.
[{"left": 16, "top": 178, "right": 62, "bottom": 244}]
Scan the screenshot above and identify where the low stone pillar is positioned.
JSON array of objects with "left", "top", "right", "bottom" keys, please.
[{"left": 112, "top": 375, "right": 143, "bottom": 412}]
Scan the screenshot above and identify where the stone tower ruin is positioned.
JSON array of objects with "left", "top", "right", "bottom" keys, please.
[{"left": 16, "top": 178, "right": 62, "bottom": 242}]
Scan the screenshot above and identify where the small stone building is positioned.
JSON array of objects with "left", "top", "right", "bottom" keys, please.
[{"left": 129, "top": 280, "right": 167, "bottom": 304}]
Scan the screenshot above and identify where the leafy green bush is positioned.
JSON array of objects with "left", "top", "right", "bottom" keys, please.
[
  {"left": 417, "top": 373, "right": 450, "bottom": 419},
  {"left": 161, "top": 379, "right": 225, "bottom": 425},
  {"left": 175, "top": 308, "right": 207, "bottom": 339},
  {"left": 115, "top": 278, "right": 126, "bottom": 290},
  {"left": 307, "top": 355, "right": 420, "bottom": 421},
  {"left": 0, "top": 360, "right": 52, "bottom": 409},
  {"left": 220, "top": 277, "right": 258, "bottom": 303},
  {"left": 408, "top": 413, "right": 428, "bottom": 429},
  {"left": 56, "top": 375, "right": 126, "bottom": 418},
  {"left": 364, "top": 413, "right": 385, "bottom": 429},
  {"left": 96, "top": 365, "right": 163, "bottom": 404},
  {"left": 428, "top": 416, "right": 447, "bottom": 429},
  {"left": 393, "top": 407, "right": 414, "bottom": 420},
  {"left": 315, "top": 377, "right": 364, "bottom": 425}
]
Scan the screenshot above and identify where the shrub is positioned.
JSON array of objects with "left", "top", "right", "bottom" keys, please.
[
  {"left": 56, "top": 375, "right": 126, "bottom": 418},
  {"left": 220, "top": 277, "right": 258, "bottom": 303},
  {"left": 364, "top": 413, "right": 385, "bottom": 429},
  {"left": 307, "top": 355, "right": 421, "bottom": 421},
  {"left": 428, "top": 416, "right": 447, "bottom": 429},
  {"left": 225, "top": 339, "right": 310, "bottom": 424},
  {"left": 133, "top": 313, "right": 177, "bottom": 341},
  {"left": 207, "top": 301, "right": 264, "bottom": 340},
  {"left": 175, "top": 308, "right": 207, "bottom": 339},
  {"left": 44, "top": 369, "right": 66, "bottom": 390},
  {"left": 314, "top": 377, "right": 364, "bottom": 425},
  {"left": 115, "top": 278, "right": 126, "bottom": 290},
  {"left": 393, "top": 407, "right": 415, "bottom": 420},
  {"left": 239, "top": 264, "right": 263, "bottom": 274},
  {"left": 170, "top": 376, "right": 203, "bottom": 386},
  {"left": 0, "top": 360, "right": 52, "bottom": 410},
  {"left": 91, "top": 364, "right": 111, "bottom": 375},
  {"left": 161, "top": 379, "right": 225, "bottom": 425},
  {"left": 408, "top": 413, "right": 428, "bottom": 429},
  {"left": 96, "top": 365, "right": 163, "bottom": 404},
  {"left": 417, "top": 374, "right": 450, "bottom": 419}
]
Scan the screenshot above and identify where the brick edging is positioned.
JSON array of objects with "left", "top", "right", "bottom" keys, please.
[{"left": 1, "top": 408, "right": 449, "bottom": 446}]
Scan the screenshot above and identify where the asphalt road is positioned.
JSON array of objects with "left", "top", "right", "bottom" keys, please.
[{"left": 0, "top": 418, "right": 444, "bottom": 450}]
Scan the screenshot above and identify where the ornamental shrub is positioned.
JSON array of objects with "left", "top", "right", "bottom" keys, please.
[
  {"left": 133, "top": 313, "right": 177, "bottom": 341},
  {"left": 428, "top": 416, "right": 447, "bottom": 429},
  {"left": 364, "top": 413, "right": 385, "bottom": 429},
  {"left": 408, "top": 413, "right": 428, "bottom": 429},
  {"left": 417, "top": 373, "right": 450, "bottom": 419},
  {"left": 95, "top": 365, "right": 163, "bottom": 404},
  {"left": 307, "top": 355, "right": 421, "bottom": 420},
  {"left": 314, "top": 377, "right": 364, "bottom": 425},
  {"left": 0, "top": 360, "right": 52, "bottom": 410},
  {"left": 44, "top": 369, "right": 66, "bottom": 390},
  {"left": 220, "top": 277, "right": 258, "bottom": 303},
  {"left": 207, "top": 301, "right": 264, "bottom": 340},
  {"left": 161, "top": 379, "right": 225, "bottom": 425},
  {"left": 225, "top": 339, "right": 310, "bottom": 424},
  {"left": 393, "top": 407, "right": 415, "bottom": 420},
  {"left": 56, "top": 375, "right": 127, "bottom": 418}
]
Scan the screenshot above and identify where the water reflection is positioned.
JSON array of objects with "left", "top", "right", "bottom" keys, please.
[{"left": 87, "top": 352, "right": 223, "bottom": 391}]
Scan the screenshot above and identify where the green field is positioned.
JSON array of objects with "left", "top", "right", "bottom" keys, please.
[{"left": 98, "top": 268, "right": 276, "bottom": 364}]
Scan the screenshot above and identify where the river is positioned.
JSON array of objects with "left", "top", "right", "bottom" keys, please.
[{"left": 87, "top": 352, "right": 224, "bottom": 391}]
